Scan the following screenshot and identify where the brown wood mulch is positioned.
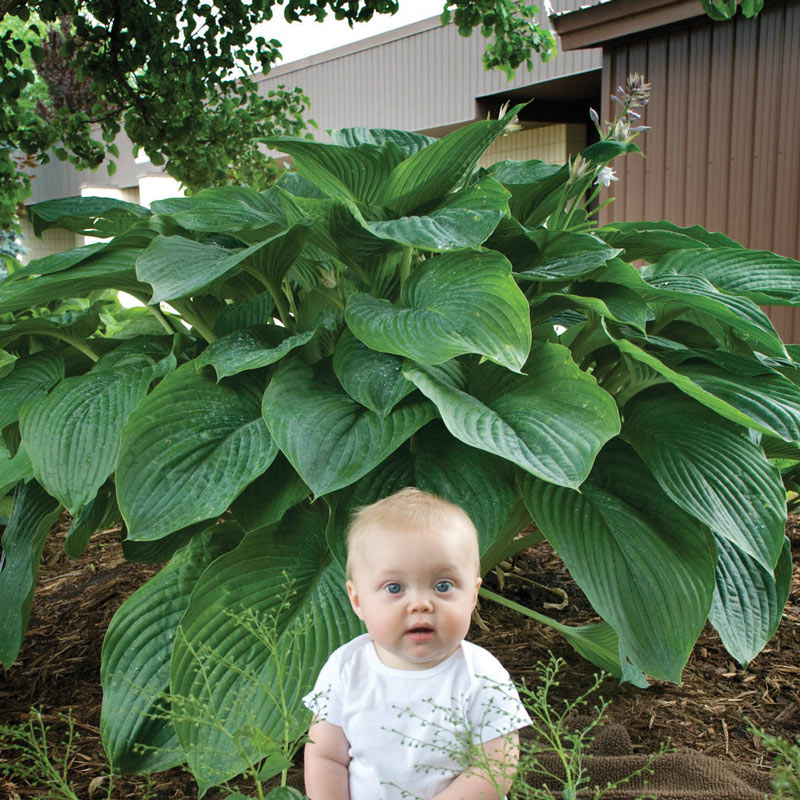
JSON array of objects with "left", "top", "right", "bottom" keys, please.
[{"left": 1, "top": 516, "right": 798, "bottom": 799}]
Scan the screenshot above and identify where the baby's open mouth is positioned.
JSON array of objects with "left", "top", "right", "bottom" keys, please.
[{"left": 406, "top": 625, "right": 434, "bottom": 641}]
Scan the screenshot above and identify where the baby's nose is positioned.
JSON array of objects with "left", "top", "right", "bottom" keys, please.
[{"left": 408, "top": 591, "right": 434, "bottom": 612}]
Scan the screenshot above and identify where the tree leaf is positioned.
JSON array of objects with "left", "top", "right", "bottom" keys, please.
[
  {"left": 117, "top": 364, "right": 277, "bottom": 541},
  {"left": 0, "top": 352, "right": 64, "bottom": 429},
  {"left": 332, "top": 330, "right": 414, "bottom": 416},
  {"left": 403, "top": 343, "right": 620, "bottom": 489},
  {"left": 646, "top": 248, "right": 800, "bottom": 305},
  {"left": 0, "top": 481, "right": 62, "bottom": 669},
  {"left": 262, "top": 359, "right": 435, "bottom": 498},
  {"left": 520, "top": 444, "right": 717, "bottom": 682},
  {"left": 20, "top": 361, "right": 155, "bottom": 514},
  {"left": 346, "top": 250, "right": 530, "bottom": 372},
  {"left": 375, "top": 106, "right": 524, "bottom": 215},
  {"left": 100, "top": 522, "right": 244, "bottom": 772},
  {"left": 707, "top": 535, "right": 792, "bottom": 666},
  {"left": 623, "top": 390, "right": 786, "bottom": 571},
  {"left": 195, "top": 325, "right": 318, "bottom": 380},
  {"left": 170, "top": 509, "right": 363, "bottom": 794}
]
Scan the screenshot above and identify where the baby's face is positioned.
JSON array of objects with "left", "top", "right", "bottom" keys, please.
[{"left": 346, "top": 522, "right": 481, "bottom": 670}]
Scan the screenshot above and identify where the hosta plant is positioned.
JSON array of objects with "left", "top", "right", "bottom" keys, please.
[{"left": 0, "top": 90, "right": 797, "bottom": 792}]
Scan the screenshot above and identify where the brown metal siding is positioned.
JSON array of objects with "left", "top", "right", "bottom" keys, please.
[{"left": 599, "top": 0, "right": 800, "bottom": 341}]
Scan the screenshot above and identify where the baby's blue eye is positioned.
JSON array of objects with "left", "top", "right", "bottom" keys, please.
[
  {"left": 434, "top": 581, "right": 453, "bottom": 593},
  {"left": 385, "top": 582, "right": 403, "bottom": 594}
]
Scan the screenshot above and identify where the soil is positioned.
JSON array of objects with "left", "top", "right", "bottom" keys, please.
[{"left": 1, "top": 516, "right": 799, "bottom": 799}]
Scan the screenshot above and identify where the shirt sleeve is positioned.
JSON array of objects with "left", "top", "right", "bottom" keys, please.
[
  {"left": 467, "top": 657, "right": 532, "bottom": 743},
  {"left": 302, "top": 649, "right": 344, "bottom": 726}
]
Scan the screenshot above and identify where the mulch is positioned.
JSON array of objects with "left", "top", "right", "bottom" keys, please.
[{"left": 1, "top": 515, "right": 798, "bottom": 799}]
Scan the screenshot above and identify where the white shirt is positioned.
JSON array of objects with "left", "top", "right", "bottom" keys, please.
[{"left": 303, "top": 634, "right": 531, "bottom": 800}]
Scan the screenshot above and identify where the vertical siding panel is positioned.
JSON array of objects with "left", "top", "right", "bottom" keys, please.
[
  {"left": 609, "top": 46, "right": 631, "bottom": 220},
  {"left": 599, "top": 49, "right": 618, "bottom": 224},
  {"left": 728, "top": 16, "right": 759, "bottom": 247},
  {"left": 643, "top": 36, "right": 667, "bottom": 221},
  {"left": 774, "top": 0, "right": 800, "bottom": 259},
  {"left": 705, "top": 19, "right": 734, "bottom": 235},
  {"left": 663, "top": 29, "right": 690, "bottom": 225},
  {"left": 750, "top": 4, "right": 783, "bottom": 251},
  {"left": 684, "top": 24, "right": 711, "bottom": 227}
]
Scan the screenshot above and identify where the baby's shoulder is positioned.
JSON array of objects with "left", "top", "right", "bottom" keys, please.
[
  {"left": 460, "top": 640, "right": 512, "bottom": 681},
  {"left": 323, "top": 632, "right": 372, "bottom": 671}
]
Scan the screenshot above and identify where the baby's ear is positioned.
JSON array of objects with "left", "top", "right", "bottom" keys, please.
[{"left": 346, "top": 580, "right": 365, "bottom": 620}]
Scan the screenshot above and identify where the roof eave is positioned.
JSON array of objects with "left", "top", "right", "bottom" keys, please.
[{"left": 550, "top": 0, "right": 706, "bottom": 50}]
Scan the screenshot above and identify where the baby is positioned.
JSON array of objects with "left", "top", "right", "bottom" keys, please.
[{"left": 303, "top": 487, "right": 531, "bottom": 799}]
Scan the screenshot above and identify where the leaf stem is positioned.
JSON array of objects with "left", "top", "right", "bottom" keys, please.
[
  {"left": 149, "top": 305, "right": 178, "bottom": 335},
  {"left": 49, "top": 333, "right": 100, "bottom": 362},
  {"left": 399, "top": 246, "right": 412, "bottom": 288},
  {"left": 170, "top": 299, "right": 217, "bottom": 343}
]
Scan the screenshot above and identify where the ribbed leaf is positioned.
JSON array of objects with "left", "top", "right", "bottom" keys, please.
[
  {"left": 642, "top": 274, "right": 786, "bottom": 357},
  {"left": 531, "top": 286, "right": 648, "bottom": 332},
  {"left": 150, "top": 186, "right": 288, "bottom": 235},
  {"left": 332, "top": 330, "right": 413, "bottom": 416},
  {"left": 214, "top": 291, "right": 275, "bottom": 336},
  {"left": 623, "top": 390, "right": 786, "bottom": 571},
  {"left": 64, "top": 484, "right": 120, "bottom": 558},
  {"left": 122, "top": 520, "right": 212, "bottom": 565},
  {"left": 0, "top": 481, "right": 62, "bottom": 669},
  {"left": 136, "top": 236, "right": 284, "bottom": 304},
  {"left": 708, "top": 535, "right": 792, "bottom": 666},
  {"left": 0, "top": 444, "right": 33, "bottom": 495},
  {"left": 520, "top": 445, "right": 717, "bottom": 682},
  {"left": 403, "top": 344, "right": 620, "bottom": 489},
  {"left": 346, "top": 250, "right": 530, "bottom": 372},
  {"left": 598, "top": 221, "right": 739, "bottom": 262},
  {"left": 262, "top": 359, "right": 435, "bottom": 498},
  {"left": 117, "top": 364, "right": 277, "bottom": 541},
  {"left": 4, "top": 242, "right": 106, "bottom": 282},
  {"left": 487, "top": 159, "right": 566, "bottom": 228},
  {"left": 375, "top": 106, "right": 524, "bottom": 215},
  {"left": 0, "top": 300, "right": 108, "bottom": 349},
  {"left": 230, "top": 454, "right": 309, "bottom": 533},
  {"left": 0, "top": 248, "right": 147, "bottom": 314},
  {"left": 495, "top": 228, "right": 621, "bottom": 280},
  {"left": 27, "top": 195, "right": 150, "bottom": 237},
  {"left": 101, "top": 523, "right": 244, "bottom": 772},
  {"left": 20, "top": 361, "right": 155, "bottom": 513},
  {"left": 330, "top": 127, "right": 436, "bottom": 156},
  {"left": 266, "top": 138, "right": 405, "bottom": 204},
  {"left": 648, "top": 247, "right": 800, "bottom": 305},
  {"left": 195, "top": 325, "right": 318, "bottom": 380},
  {"left": 170, "top": 510, "right": 362, "bottom": 794},
  {"left": 0, "top": 352, "right": 64, "bottom": 429},
  {"left": 325, "top": 425, "right": 528, "bottom": 572}
]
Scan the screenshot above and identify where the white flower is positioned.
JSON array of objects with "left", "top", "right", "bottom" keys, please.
[{"left": 594, "top": 166, "right": 618, "bottom": 187}]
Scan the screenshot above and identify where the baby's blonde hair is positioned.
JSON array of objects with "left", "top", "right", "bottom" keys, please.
[{"left": 345, "top": 487, "right": 480, "bottom": 579}]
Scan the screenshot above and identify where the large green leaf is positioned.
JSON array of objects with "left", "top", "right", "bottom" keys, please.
[
  {"left": 375, "top": 106, "right": 524, "bottom": 215},
  {"left": 0, "top": 352, "right": 64, "bottom": 429},
  {"left": 531, "top": 286, "right": 649, "bottom": 332},
  {"left": 346, "top": 250, "right": 530, "bottom": 372},
  {"left": 5, "top": 242, "right": 106, "bottom": 282},
  {"left": 0, "top": 444, "right": 33, "bottom": 496},
  {"left": 623, "top": 390, "right": 786, "bottom": 571},
  {"left": 479, "top": 589, "right": 647, "bottom": 686},
  {"left": 597, "top": 221, "right": 740, "bottom": 262},
  {"left": 642, "top": 274, "right": 787, "bottom": 357},
  {"left": 195, "top": 325, "right": 318, "bottom": 381},
  {"left": 403, "top": 343, "right": 620, "bottom": 489},
  {"left": 332, "top": 330, "right": 414, "bottom": 416},
  {"left": 486, "top": 159, "right": 566, "bottom": 228},
  {"left": 230, "top": 454, "right": 309, "bottom": 534},
  {"left": 707, "top": 535, "right": 792, "bottom": 666},
  {"left": 262, "top": 359, "right": 435, "bottom": 498},
  {"left": 325, "top": 425, "right": 529, "bottom": 572},
  {"left": 0, "top": 300, "right": 109, "bottom": 350},
  {"left": 330, "top": 127, "right": 436, "bottom": 156},
  {"left": 647, "top": 248, "right": 800, "bottom": 305},
  {"left": 100, "top": 522, "right": 244, "bottom": 773},
  {"left": 266, "top": 138, "right": 405, "bottom": 205},
  {"left": 27, "top": 196, "right": 150, "bottom": 237},
  {"left": 0, "top": 481, "right": 62, "bottom": 669},
  {"left": 493, "top": 227, "right": 621, "bottom": 280},
  {"left": 0, "top": 248, "right": 147, "bottom": 314},
  {"left": 117, "top": 364, "right": 277, "bottom": 541},
  {"left": 170, "top": 509, "right": 363, "bottom": 794},
  {"left": 150, "top": 186, "right": 289, "bottom": 235},
  {"left": 20, "top": 360, "right": 155, "bottom": 513},
  {"left": 64, "top": 483, "right": 120, "bottom": 559},
  {"left": 520, "top": 445, "right": 717, "bottom": 682}
]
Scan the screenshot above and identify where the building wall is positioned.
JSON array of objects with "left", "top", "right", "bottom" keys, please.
[
  {"left": 478, "top": 123, "right": 586, "bottom": 168},
  {"left": 598, "top": 0, "right": 800, "bottom": 340}
]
